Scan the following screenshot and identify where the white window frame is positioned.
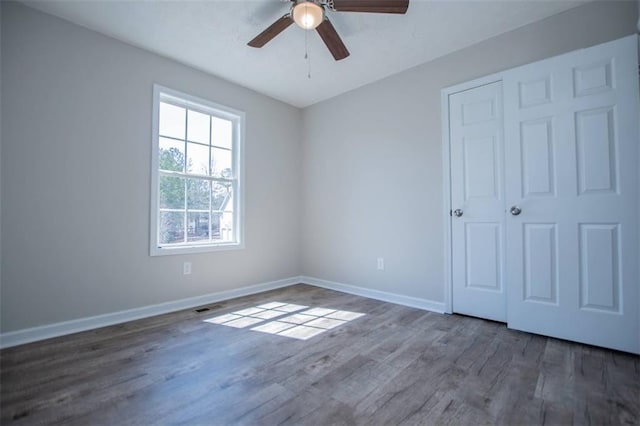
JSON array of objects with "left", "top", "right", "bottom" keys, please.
[{"left": 150, "top": 84, "right": 245, "bottom": 256}]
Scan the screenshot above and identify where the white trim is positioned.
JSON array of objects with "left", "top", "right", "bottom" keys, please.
[
  {"left": 440, "top": 74, "right": 504, "bottom": 315},
  {"left": 300, "top": 276, "right": 446, "bottom": 313},
  {"left": 0, "top": 276, "right": 449, "bottom": 349},
  {"left": 442, "top": 71, "right": 505, "bottom": 97},
  {"left": 149, "top": 84, "right": 246, "bottom": 256},
  {"left": 441, "top": 90, "right": 453, "bottom": 314},
  {"left": 0, "top": 277, "right": 301, "bottom": 349},
  {"left": 150, "top": 85, "right": 161, "bottom": 253},
  {"left": 151, "top": 241, "right": 245, "bottom": 256}
]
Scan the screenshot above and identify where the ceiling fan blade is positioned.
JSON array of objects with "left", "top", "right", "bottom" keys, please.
[
  {"left": 332, "top": 0, "right": 409, "bottom": 14},
  {"left": 316, "top": 19, "right": 350, "bottom": 61},
  {"left": 248, "top": 15, "right": 294, "bottom": 48}
]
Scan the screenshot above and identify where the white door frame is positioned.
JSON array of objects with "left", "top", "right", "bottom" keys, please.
[
  {"left": 441, "top": 72, "right": 504, "bottom": 314},
  {"left": 441, "top": 35, "right": 640, "bottom": 320}
]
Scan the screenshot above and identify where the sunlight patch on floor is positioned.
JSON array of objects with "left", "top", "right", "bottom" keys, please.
[{"left": 204, "top": 302, "right": 365, "bottom": 340}]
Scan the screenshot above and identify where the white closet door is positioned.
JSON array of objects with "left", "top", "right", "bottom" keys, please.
[
  {"left": 504, "top": 35, "right": 639, "bottom": 353},
  {"left": 450, "top": 81, "right": 506, "bottom": 322}
]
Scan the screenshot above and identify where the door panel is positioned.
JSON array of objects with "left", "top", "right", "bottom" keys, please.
[
  {"left": 504, "top": 35, "right": 639, "bottom": 353},
  {"left": 520, "top": 118, "right": 555, "bottom": 197},
  {"left": 523, "top": 223, "right": 558, "bottom": 304},
  {"left": 575, "top": 107, "right": 617, "bottom": 194},
  {"left": 450, "top": 82, "right": 506, "bottom": 322},
  {"left": 463, "top": 136, "right": 499, "bottom": 200},
  {"left": 519, "top": 77, "right": 552, "bottom": 108},
  {"left": 578, "top": 224, "right": 620, "bottom": 313},
  {"left": 573, "top": 59, "right": 613, "bottom": 97},
  {"left": 465, "top": 222, "right": 501, "bottom": 290}
]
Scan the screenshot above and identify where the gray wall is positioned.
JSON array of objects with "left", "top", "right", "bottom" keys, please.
[
  {"left": 2, "top": 0, "right": 638, "bottom": 334},
  {"left": 1, "top": 3, "right": 303, "bottom": 332},
  {"left": 301, "top": 1, "right": 638, "bottom": 303}
]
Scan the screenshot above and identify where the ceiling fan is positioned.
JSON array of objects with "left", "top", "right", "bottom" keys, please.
[{"left": 248, "top": 0, "right": 410, "bottom": 61}]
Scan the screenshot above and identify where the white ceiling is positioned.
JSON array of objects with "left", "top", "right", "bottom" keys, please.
[{"left": 24, "top": 0, "right": 590, "bottom": 108}]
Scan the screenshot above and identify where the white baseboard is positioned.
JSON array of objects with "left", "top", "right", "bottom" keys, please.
[
  {"left": 1, "top": 275, "right": 445, "bottom": 349},
  {"left": 0, "top": 276, "right": 302, "bottom": 349},
  {"left": 300, "top": 276, "right": 446, "bottom": 314}
]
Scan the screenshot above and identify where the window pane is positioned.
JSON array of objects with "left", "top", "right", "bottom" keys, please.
[
  {"left": 187, "top": 178, "right": 210, "bottom": 210},
  {"left": 187, "top": 212, "right": 210, "bottom": 242},
  {"left": 188, "top": 110, "right": 210, "bottom": 144},
  {"left": 220, "top": 211, "right": 234, "bottom": 241},
  {"left": 224, "top": 192, "right": 234, "bottom": 212},
  {"left": 159, "top": 138, "right": 185, "bottom": 172},
  {"left": 211, "top": 117, "right": 232, "bottom": 149},
  {"left": 159, "top": 102, "right": 185, "bottom": 139},
  {"left": 187, "top": 142, "right": 210, "bottom": 175},
  {"left": 212, "top": 147, "right": 232, "bottom": 178},
  {"left": 212, "top": 181, "right": 232, "bottom": 210},
  {"left": 159, "top": 211, "right": 185, "bottom": 244},
  {"left": 211, "top": 213, "right": 221, "bottom": 240},
  {"left": 210, "top": 212, "right": 233, "bottom": 241},
  {"left": 159, "top": 176, "right": 185, "bottom": 209}
]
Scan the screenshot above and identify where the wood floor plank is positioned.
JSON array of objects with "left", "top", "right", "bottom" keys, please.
[{"left": 1, "top": 284, "right": 638, "bottom": 425}]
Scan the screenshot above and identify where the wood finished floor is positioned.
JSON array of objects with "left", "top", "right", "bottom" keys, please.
[{"left": 1, "top": 284, "right": 638, "bottom": 425}]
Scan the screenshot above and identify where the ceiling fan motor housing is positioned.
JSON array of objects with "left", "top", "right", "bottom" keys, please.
[{"left": 292, "top": 1, "right": 326, "bottom": 30}]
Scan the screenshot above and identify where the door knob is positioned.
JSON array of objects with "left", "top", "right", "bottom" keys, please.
[
  {"left": 510, "top": 206, "right": 522, "bottom": 216},
  {"left": 453, "top": 209, "right": 463, "bottom": 217}
]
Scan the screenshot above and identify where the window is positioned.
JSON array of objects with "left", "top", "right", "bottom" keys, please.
[{"left": 150, "top": 85, "right": 244, "bottom": 255}]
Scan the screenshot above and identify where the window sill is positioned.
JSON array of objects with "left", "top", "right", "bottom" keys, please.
[{"left": 150, "top": 242, "right": 244, "bottom": 256}]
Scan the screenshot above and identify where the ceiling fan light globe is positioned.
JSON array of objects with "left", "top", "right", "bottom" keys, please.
[{"left": 292, "top": 1, "right": 324, "bottom": 30}]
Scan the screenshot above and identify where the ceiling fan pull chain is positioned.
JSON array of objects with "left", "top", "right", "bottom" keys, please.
[
  {"left": 304, "top": 24, "right": 308, "bottom": 60},
  {"left": 305, "top": 26, "right": 311, "bottom": 79}
]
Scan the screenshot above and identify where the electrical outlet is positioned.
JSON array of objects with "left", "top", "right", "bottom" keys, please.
[
  {"left": 183, "top": 261, "right": 192, "bottom": 275},
  {"left": 377, "top": 257, "right": 385, "bottom": 271}
]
